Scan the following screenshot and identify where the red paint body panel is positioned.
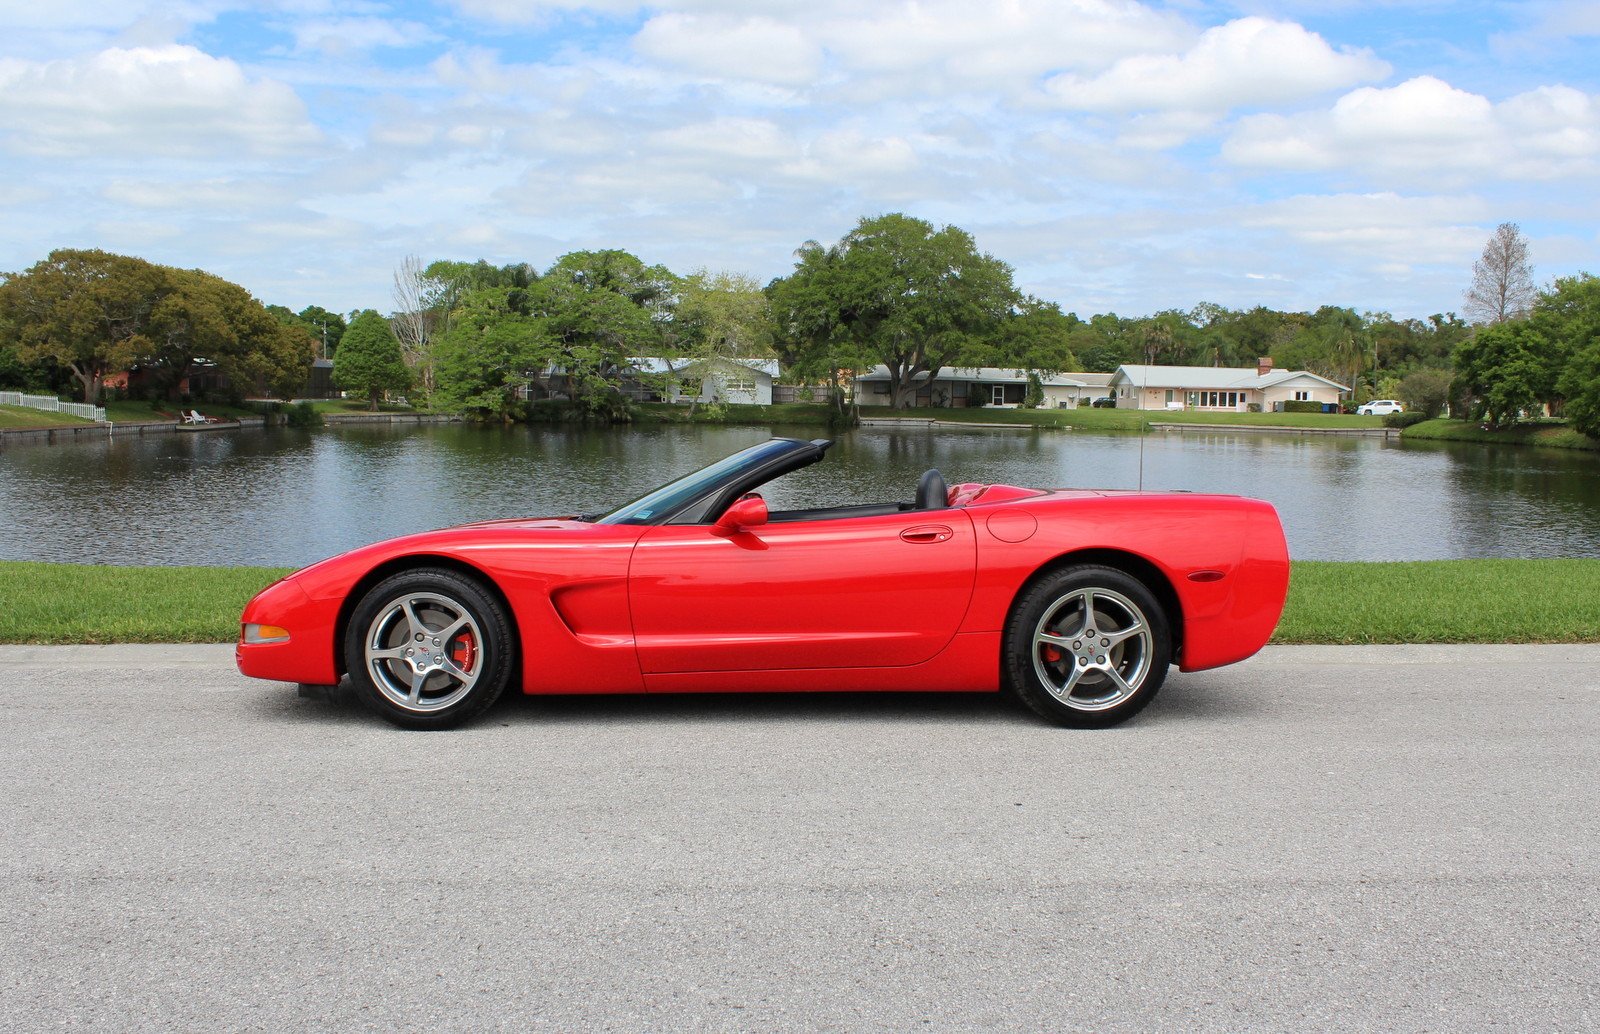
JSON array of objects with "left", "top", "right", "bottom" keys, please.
[
  {"left": 643, "top": 632, "right": 1001, "bottom": 694},
  {"left": 236, "top": 477, "right": 1289, "bottom": 696},
  {"left": 628, "top": 511, "right": 976, "bottom": 672}
]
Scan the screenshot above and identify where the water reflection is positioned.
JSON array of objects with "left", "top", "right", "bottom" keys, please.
[{"left": 2, "top": 423, "right": 1597, "bottom": 566}]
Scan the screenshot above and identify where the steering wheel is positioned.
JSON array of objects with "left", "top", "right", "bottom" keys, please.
[{"left": 916, "top": 468, "right": 948, "bottom": 510}]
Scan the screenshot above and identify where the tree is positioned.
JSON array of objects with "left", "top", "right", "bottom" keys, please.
[
  {"left": 672, "top": 269, "right": 773, "bottom": 417},
  {"left": 334, "top": 309, "right": 411, "bottom": 410},
  {"left": 528, "top": 250, "right": 678, "bottom": 417},
  {"left": 432, "top": 287, "right": 545, "bottom": 421},
  {"left": 767, "top": 240, "right": 862, "bottom": 420},
  {"left": 1464, "top": 222, "right": 1535, "bottom": 326},
  {"left": 988, "top": 296, "right": 1080, "bottom": 382},
  {"left": 1454, "top": 321, "right": 1554, "bottom": 427},
  {"left": 1547, "top": 274, "right": 1600, "bottom": 438},
  {"left": 296, "top": 305, "right": 347, "bottom": 358},
  {"left": 391, "top": 254, "right": 445, "bottom": 403},
  {"left": 773, "top": 214, "right": 1015, "bottom": 409},
  {"left": 1397, "top": 368, "right": 1454, "bottom": 418},
  {"left": 0, "top": 249, "right": 165, "bottom": 403}
]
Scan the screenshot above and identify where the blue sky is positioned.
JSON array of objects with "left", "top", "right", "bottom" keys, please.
[{"left": 1, "top": 1, "right": 1596, "bottom": 320}]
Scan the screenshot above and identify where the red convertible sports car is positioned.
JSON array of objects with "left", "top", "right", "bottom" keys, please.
[{"left": 238, "top": 437, "right": 1289, "bottom": 729}]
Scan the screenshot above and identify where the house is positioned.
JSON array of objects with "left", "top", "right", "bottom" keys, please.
[
  {"left": 625, "top": 357, "right": 779, "bottom": 406},
  {"left": 853, "top": 366, "right": 1115, "bottom": 408},
  {"left": 1107, "top": 359, "right": 1347, "bottom": 412}
]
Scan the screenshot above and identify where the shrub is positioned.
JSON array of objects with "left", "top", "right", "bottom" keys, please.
[
  {"left": 285, "top": 401, "right": 323, "bottom": 428},
  {"left": 1384, "top": 411, "right": 1429, "bottom": 429},
  {"left": 1246, "top": 403, "right": 1262, "bottom": 413},
  {"left": 1023, "top": 372, "right": 1045, "bottom": 409},
  {"left": 1282, "top": 400, "right": 1324, "bottom": 413},
  {"left": 1399, "top": 368, "right": 1453, "bottom": 419}
]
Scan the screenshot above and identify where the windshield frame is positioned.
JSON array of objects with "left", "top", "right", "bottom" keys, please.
[{"left": 596, "top": 438, "right": 829, "bottom": 526}]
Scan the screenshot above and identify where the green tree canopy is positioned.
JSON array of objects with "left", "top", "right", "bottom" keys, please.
[
  {"left": 767, "top": 240, "right": 863, "bottom": 417},
  {"left": 768, "top": 214, "right": 1015, "bottom": 409},
  {"left": 0, "top": 249, "right": 165, "bottom": 403},
  {"left": 987, "top": 296, "right": 1080, "bottom": 375},
  {"left": 1, "top": 249, "right": 313, "bottom": 403},
  {"left": 1548, "top": 274, "right": 1600, "bottom": 438},
  {"left": 1455, "top": 320, "right": 1555, "bottom": 427},
  {"left": 334, "top": 309, "right": 411, "bottom": 410},
  {"left": 432, "top": 287, "right": 545, "bottom": 421},
  {"left": 528, "top": 249, "right": 678, "bottom": 417}
]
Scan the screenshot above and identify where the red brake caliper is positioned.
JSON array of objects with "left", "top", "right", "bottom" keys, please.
[
  {"left": 450, "top": 632, "right": 476, "bottom": 673},
  {"left": 1041, "top": 628, "right": 1062, "bottom": 663}
]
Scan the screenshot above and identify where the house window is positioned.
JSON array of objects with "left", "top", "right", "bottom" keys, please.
[
  {"left": 1294, "top": 390, "right": 1309, "bottom": 401},
  {"left": 1164, "top": 389, "right": 1174, "bottom": 404},
  {"left": 723, "top": 377, "right": 755, "bottom": 395}
]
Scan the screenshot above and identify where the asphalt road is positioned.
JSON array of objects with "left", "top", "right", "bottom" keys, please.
[{"left": 3, "top": 644, "right": 1597, "bottom": 1031}]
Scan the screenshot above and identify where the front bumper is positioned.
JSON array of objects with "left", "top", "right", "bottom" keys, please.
[{"left": 235, "top": 576, "right": 340, "bottom": 685}]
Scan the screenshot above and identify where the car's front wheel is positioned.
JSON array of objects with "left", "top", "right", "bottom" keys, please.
[
  {"left": 343, "top": 568, "right": 514, "bottom": 730},
  {"left": 1002, "top": 565, "right": 1171, "bottom": 727}
]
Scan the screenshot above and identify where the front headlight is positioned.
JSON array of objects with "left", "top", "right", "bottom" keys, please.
[{"left": 242, "top": 623, "right": 291, "bottom": 645}]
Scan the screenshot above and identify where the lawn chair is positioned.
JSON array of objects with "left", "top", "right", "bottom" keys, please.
[{"left": 183, "top": 410, "right": 207, "bottom": 424}]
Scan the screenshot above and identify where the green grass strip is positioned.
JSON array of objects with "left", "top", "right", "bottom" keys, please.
[
  {"left": 0, "top": 562, "right": 293, "bottom": 644},
  {"left": 1400, "top": 418, "right": 1599, "bottom": 452},
  {"left": 0, "top": 404, "right": 94, "bottom": 429},
  {"left": 1277, "top": 559, "right": 1600, "bottom": 643},
  {"left": 3, "top": 558, "right": 1599, "bottom": 646}
]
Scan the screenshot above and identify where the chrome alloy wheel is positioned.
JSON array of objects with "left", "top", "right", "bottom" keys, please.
[
  {"left": 1030, "top": 586, "right": 1153, "bottom": 712},
  {"left": 363, "top": 592, "right": 484, "bottom": 713}
]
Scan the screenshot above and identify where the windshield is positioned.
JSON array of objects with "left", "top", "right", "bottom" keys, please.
[{"left": 597, "top": 439, "right": 804, "bottom": 525}]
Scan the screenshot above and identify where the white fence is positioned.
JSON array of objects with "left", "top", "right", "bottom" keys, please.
[{"left": 0, "top": 390, "right": 107, "bottom": 422}]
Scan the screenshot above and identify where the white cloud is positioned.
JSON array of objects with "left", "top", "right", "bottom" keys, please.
[
  {"left": 1045, "top": 17, "right": 1388, "bottom": 115},
  {"left": 824, "top": 0, "right": 1191, "bottom": 81},
  {"left": 1243, "top": 192, "right": 1489, "bottom": 266},
  {"left": 0, "top": 45, "right": 320, "bottom": 157},
  {"left": 1225, "top": 76, "right": 1600, "bottom": 181},
  {"left": 651, "top": 117, "right": 797, "bottom": 163},
  {"left": 634, "top": 13, "right": 822, "bottom": 87},
  {"left": 102, "top": 178, "right": 292, "bottom": 209},
  {"left": 791, "top": 129, "right": 919, "bottom": 179},
  {"left": 448, "top": 0, "right": 644, "bottom": 24},
  {"left": 290, "top": 17, "right": 440, "bottom": 57}
]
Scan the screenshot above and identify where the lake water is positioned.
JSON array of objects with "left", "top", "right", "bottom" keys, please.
[{"left": 2, "top": 422, "right": 1598, "bottom": 567}]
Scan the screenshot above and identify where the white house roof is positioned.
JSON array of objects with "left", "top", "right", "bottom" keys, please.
[
  {"left": 854, "top": 365, "right": 1097, "bottom": 387},
  {"left": 1110, "top": 364, "right": 1348, "bottom": 392},
  {"left": 628, "top": 356, "right": 779, "bottom": 378}
]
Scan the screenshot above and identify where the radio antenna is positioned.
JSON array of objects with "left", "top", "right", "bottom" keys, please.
[{"left": 1137, "top": 356, "right": 1149, "bottom": 491}]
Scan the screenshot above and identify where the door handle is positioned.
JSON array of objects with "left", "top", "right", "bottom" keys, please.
[{"left": 901, "top": 526, "right": 953, "bottom": 543}]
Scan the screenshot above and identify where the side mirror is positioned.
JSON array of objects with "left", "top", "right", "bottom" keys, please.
[{"left": 713, "top": 494, "right": 768, "bottom": 535}]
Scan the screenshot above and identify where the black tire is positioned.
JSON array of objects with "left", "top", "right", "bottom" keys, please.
[
  {"left": 1002, "top": 564, "right": 1171, "bottom": 728},
  {"left": 343, "top": 567, "right": 514, "bottom": 730}
]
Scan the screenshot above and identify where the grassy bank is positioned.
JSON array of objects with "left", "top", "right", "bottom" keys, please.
[
  {"left": 3, "top": 558, "right": 1598, "bottom": 647},
  {"left": 1400, "top": 418, "right": 1600, "bottom": 452},
  {"left": 0, "top": 404, "right": 91, "bottom": 429},
  {"left": 633, "top": 401, "right": 839, "bottom": 426},
  {"left": 854, "top": 405, "right": 1387, "bottom": 432}
]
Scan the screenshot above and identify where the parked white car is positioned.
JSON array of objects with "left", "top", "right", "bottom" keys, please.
[{"left": 1358, "top": 399, "right": 1404, "bottom": 416}]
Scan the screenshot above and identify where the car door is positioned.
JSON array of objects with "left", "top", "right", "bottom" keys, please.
[{"left": 627, "top": 509, "right": 977, "bottom": 674}]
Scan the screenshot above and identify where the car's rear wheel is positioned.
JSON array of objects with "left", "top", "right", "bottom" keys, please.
[
  {"left": 1003, "top": 565, "right": 1171, "bottom": 727},
  {"left": 343, "top": 568, "right": 514, "bottom": 730}
]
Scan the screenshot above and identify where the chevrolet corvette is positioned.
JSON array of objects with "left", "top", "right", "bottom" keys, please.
[{"left": 237, "top": 437, "right": 1289, "bottom": 729}]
